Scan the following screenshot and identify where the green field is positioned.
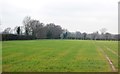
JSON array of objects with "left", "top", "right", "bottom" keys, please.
[{"left": 2, "top": 40, "right": 118, "bottom": 72}]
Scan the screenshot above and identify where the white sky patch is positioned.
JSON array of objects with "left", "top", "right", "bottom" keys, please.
[{"left": 0, "top": 0, "right": 119, "bottom": 34}]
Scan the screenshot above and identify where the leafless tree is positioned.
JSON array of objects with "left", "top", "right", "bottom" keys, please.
[
  {"left": 75, "top": 31, "right": 81, "bottom": 39},
  {"left": 46, "top": 23, "right": 63, "bottom": 39},
  {"left": 91, "top": 31, "right": 99, "bottom": 40},
  {"left": 23, "top": 16, "right": 31, "bottom": 35},
  {"left": 105, "top": 32, "right": 112, "bottom": 40},
  {"left": 2, "top": 27, "right": 12, "bottom": 34},
  {"left": 100, "top": 28, "right": 107, "bottom": 34}
]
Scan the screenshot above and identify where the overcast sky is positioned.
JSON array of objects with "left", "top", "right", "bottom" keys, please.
[{"left": 0, "top": 0, "right": 119, "bottom": 34}]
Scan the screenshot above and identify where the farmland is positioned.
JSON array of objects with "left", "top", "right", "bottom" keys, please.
[{"left": 2, "top": 40, "right": 118, "bottom": 72}]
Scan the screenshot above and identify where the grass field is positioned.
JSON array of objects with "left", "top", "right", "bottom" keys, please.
[{"left": 2, "top": 40, "right": 118, "bottom": 72}]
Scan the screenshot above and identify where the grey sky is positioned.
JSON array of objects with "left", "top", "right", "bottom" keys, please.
[{"left": 0, "top": 0, "right": 119, "bottom": 34}]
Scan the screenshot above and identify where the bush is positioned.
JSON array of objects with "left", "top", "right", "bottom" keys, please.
[{"left": 1, "top": 34, "right": 35, "bottom": 41}]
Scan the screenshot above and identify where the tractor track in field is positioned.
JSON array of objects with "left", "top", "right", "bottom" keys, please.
[
  {"left": 93, "top": 41, "right": 116, "bottom": 72},
  {"left": 104, "top": 46, "right": 120, "bottom": 57},
  {"left": 99, "top": 48, "right": 116, "bottom": 72}
]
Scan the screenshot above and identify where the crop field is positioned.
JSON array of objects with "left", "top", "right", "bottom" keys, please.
[{"left": 2, "top": 40, "right": 118, "bottom": 72}]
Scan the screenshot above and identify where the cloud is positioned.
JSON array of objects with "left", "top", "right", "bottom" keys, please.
[{"left": 0, "top": 0, "right": 119, "bottom": 34}]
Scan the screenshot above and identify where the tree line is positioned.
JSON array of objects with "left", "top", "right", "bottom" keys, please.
[
  {"left": 61, "top": 30, "right": 119, "bottom": 40},
  {"left": 1, "top": 16, "right": 120, "bottom": 41}
]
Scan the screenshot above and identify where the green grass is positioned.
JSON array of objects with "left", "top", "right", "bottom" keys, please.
[
  {"left": 0, "top": 41, "right": 2, "bottom": 73},
  {"left": 2, "top": 40, "right": 118, "bottom": 72},
  {"left": 94, "top": 41, "right": 118, "bottom": 71}
]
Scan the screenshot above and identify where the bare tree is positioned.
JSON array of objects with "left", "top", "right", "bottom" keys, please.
[
  {"left": 34, "top": 22, "right": 45, "bottom": 38},
  {"left": 20, "top": 26, "right": 25, "bottom": 35},
  {"left": 46, "top": 23, "right": 63, "bottom": 39},
  {"left": 82, "top": 32, "right": 87, "bottom": 40},
  {"left": 105, "top": 32, "right": 112, "bottom": 40},
  {"left": 91, "top": 31, "right": 99, "bottom": 40},
  {"left": 23, "top": 16, "right": 31, "bottom": 35},
  {"left": 100, "top": 28, "right": 107, "bottom": 34},
  {"left": 0, "top": 20, "right": 1, "bottom": 33},
  {"left": 75, "top": 31, "right": 81, "bottom": 39},
  {"left": 2, "top": 27, "right": 12, "bottom": 34}
]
